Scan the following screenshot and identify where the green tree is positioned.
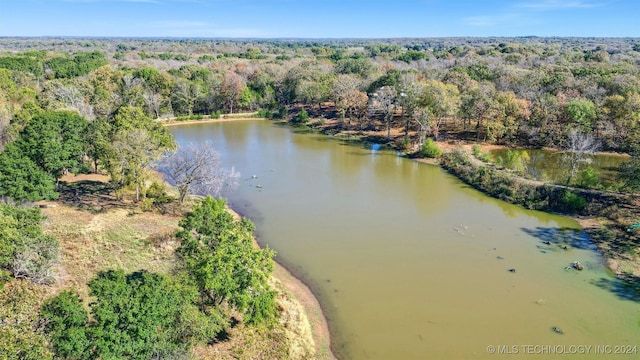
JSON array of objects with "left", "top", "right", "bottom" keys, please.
[
  {"left": 620, "top": 150, "right": 640, "bottom": 192},
  {"left": 335, "top": 57, "right": 374, "bottom": 78},
  {"left": 420, "top": 80, "right": 460, "bottom": 141},
  {"left": 110, "top": 106, "right": 174, "bottom": 149},
  {"left": 566, "top": 98, "right": 597, "bottom": 132},
  {"left": 0, "top": 144, "right": 57, "bottom": 201},
  {"left": 41, "top": 291, "right": 90, "bottom": 360},
  {"left": 176, "top": 197, "right": 278, "bottom": 326},
  {"left": 42, "top": 270, "right": 223, "bottom": 360},
  {"left": 84, "top": 117, "right": 111, "bottom": 173},
  {"left": 106, "top": 107, "right": 176, "bottom": 201},
  {"left": 0, "top": 204, "right": 59, "bottom": 285},
  {"left": 17, "top": 110, "right": 88, "bottom": 181},
  {"left": 88, "top": 270, "right": 221, "bottom": 359},
  {"left": 108, "top": 129, "right": 159, "bottom": 202},
  {"left": 0, "top": 280, "right": 53, "bottom": 360}
]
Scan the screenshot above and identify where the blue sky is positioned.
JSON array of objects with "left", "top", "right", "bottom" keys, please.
[{"left": 0, "top": 0, "right": 638, "bottom": 38}]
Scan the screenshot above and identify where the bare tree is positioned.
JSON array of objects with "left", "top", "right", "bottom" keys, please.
[
  {"left": 160, "top": 141, "right": 240, "bottom": 202},
  {"left": 143, "top": 91, "right": 162, "bottom": 119},
  {"left": 398, "top": 72, "right": 425, "bottom": 141},
  {"left": 13, "top": 239, "right": 59, "bottom": 285},
  {"left": 333, "top": 74, "right": 363, "bottom": 124},
  {"left": 47, "top": 84, "right": 96, "bottom": 120},
  {"left": 343, "top": 89, "right": 369, "bottom": 126},
  {"left": 412, "top": 107, "right": 432, "bottom": 149},
  {"left": 370, "top": 86, "right": 397, "bottom": 140},
  {"left": 563, "top": 129, "right": 601, "bottom": 185},
  {"left": 120, "top": 74, "right": 144, "bottom": 107}
]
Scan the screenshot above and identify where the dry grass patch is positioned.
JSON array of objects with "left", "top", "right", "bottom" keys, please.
[
  {"left": 36, "top": 175, "right": 334, "bottom": 359},
  {"left": 40, "top": 203, "right": 181, "bottom": 299}
]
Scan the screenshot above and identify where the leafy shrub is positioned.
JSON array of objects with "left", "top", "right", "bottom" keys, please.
[
  {"left": 0, "top": 205, "right": 59, "bottom": 285},
  {"left": 41, "top": 291, "right": 89, "bottom": 359},
  {"left": 42, "top": 270, "right": 224, "bottom": 360},
  {"left": 177, "top": 197, "right": 279, "bottom": 326},
  {"left": 420, "top": 139, "right": 442, "bottom": 158},
  {"left": 145, "top": 181, "right": 172, "bottom": 204},
  {"left": 502, "top": 149, "right": 529, "bottom": 173},
  {"left": 257, "top": 109, "right": 274, "bottom": 119},
  {"left": 558, "top": 189, "right": 587, "bottom": 212},
  {"left": 142, "top": 181, "right": 173, "bottom": 212},
  {"left": 276, "top": 105, "right": 288, "bottom": 119},
  {"left": 292, "top": 108, "right": 309, "bottom": 124},
  {"left": 577, "top": 166, "right": 601, "bottom": 188},
  {"left": 139, "top": 197, "right": 154, "bottom": 212},
  {"left": 0, "top": 280, "right": 53, "bottom": 360},
  {"left": 472, "top": 145, "right": 492, "bottom": 162},
  {"left": 176, "top": 114, "right": 205, "bottom": 121}
]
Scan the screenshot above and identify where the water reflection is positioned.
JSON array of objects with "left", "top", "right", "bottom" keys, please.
[{"left": 490, "top": 148, "right": 629, "bottom": 186}]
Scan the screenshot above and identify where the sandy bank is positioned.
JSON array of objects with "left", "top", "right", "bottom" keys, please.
[
  {"left": 161, "top": 116, "right": 266, "bottom": 127},
  {"left": 226, "top": 207, "right": 336, "bottom": 360}
]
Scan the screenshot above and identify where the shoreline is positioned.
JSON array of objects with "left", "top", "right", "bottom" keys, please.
[
  {"left": 167, "top": 118, "right": 337, "bottom": 359},
  {"left": 432, "top": 146, "right": 639, "bottom": 279},
  {"left": 161, "top": 116, "right": 266, "bottom": 127},
  {"left": 272, "top": 260, "right": 337, "bottom": 360},
  {"left": 226, "top": 206, "right": 337, "bottom": 360}
]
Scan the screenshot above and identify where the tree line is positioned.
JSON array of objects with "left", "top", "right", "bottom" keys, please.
[
  {"left": 2, "top": 37, "right": 640, "bottom": 153},
  {"left": 1, "top": 36, "right": 639, "bottom": 358}
]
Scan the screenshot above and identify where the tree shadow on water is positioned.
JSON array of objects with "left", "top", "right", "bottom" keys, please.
[
  {"left": 521, "top": 226, "right": 597, "bottom": 251},
  {"left": 591, "top": 275, "right": 640, "bottom": 303}
]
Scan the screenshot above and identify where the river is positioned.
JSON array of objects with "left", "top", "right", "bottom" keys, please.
[{"left": 169, "top": 120, "right": 639, "bottom": 359}]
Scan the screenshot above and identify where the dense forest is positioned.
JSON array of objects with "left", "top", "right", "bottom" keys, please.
[
  {"left": 0, "top": 37, "right": 638, "bottom": 197},
  {"left": 1, "top": 37, "right": 640, "bottom": 151},
  {"left": 0, "top": 37, "right": 639, "bottom": 358}
]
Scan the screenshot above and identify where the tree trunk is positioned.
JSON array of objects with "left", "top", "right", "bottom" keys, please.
[{"left": 404, "top": 116, "right": 410, "bottom": 144}]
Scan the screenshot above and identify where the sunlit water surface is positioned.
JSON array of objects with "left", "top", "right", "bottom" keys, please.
[{"left": 170, "top": 121, "right": 639, "bottom": 359}]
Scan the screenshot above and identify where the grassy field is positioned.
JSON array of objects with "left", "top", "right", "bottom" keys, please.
[{"left": 37, "top": 174, "right": 331, "bottom": 359}]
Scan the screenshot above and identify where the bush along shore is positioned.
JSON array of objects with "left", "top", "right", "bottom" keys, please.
[{"left": 439, "top": 147, "right": 640, "bottom": 285}]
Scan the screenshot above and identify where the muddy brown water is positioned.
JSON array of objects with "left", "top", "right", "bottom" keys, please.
[{"left": 170, "top": 121, "right": 640, "bottom": 359}]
